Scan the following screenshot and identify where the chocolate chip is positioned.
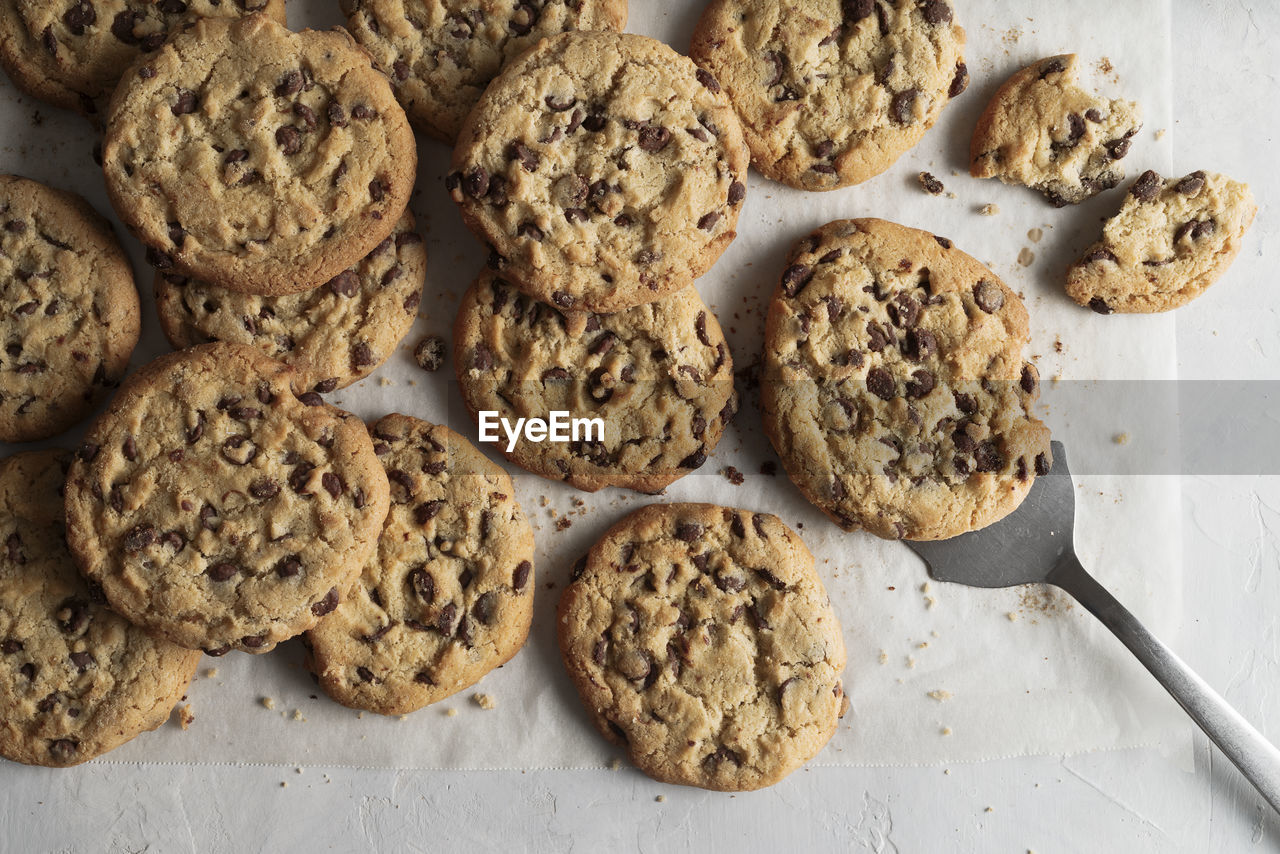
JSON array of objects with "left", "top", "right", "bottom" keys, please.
[
  {"left": 637, "top": 124, "right": 672, "bottom": 152},
  {"left": 206, "top": 562, "right": 239, "bottom": 582},
  {"left": 728, "top": 181, "right": 746, "bottom": 204},
  {"left": 781, "top": 263, "right": 813, "bottom": 297},
  {"left": 517, "top": 222, "right": 544, "bottom": 241},
  {"left": 250, "top": 478, "right": 280, "bottom": 500},
  {"left": 545, "top": 94, "right": 576, "bottom": 111},
  {"left": 322, "top": 472, "right": 344, "bottom": 498},
  {"left": 974, "top": 441, "right": 1004, "bottom": 472},
  {"left": 890, "top": 89, "right": 919, "bottom": 125},
  {"left": 679, "top": 447, "right": 707, "bottom": 469},
  {"left": 696, "top": 68, "right": 721, "bottom": 93},
  {"left": 906, "top": 369, "right": 935, "bottom": 399},
  {"left": 887, "top": 294, "right": 920, "bottom": 327},
  {"left": 921, "top": 0, "right": 953, "bottom": 24},
  {"left": 918, "top": 172, "right": 944, "bottom": 195},
  {"left": 674, "top": 523, "right": 703, "bottom": 542},
  {"left": 1082, "top": 248, "right": 1119, "bottom": 265},
  {"left": 1131, "top": 170, "right": 1162, "bottom": 201},
  {"left": 1105, "top": 138, "right": 1131, "bottom": 159},
  {"left": 327, "top": 102, "right": 348, "bottom": 127},
  {"left": 973, "top": 280, "right": 1004, "bottom": 313},
  {"left": 221, "top": 435, "right": 258, "bottom": 465},
  {"left": 1034, "top": 452, "right": 1052, "bottom": 476},
  {"left": 511, "top": 142, "right": 540, "bottom": 172},
  {"left": 865, "top": 367, "right": 895, "bottom": 400},
  {"left": 949, "top": 61, "right": 969, "bottom": 98},
  {"left": 1020, "top": 364, "right": 1038, "bottom": 394},
  {"left": 276, "top": 71, "right": 303, "bottom": 97},
  {"left": 48, "top": 739, "right": 79, "bottom": 763},
  {"left": 327, "top": 270, "right": 359, "bottom": 297},
  {"left": 1176, "top": 171, "right": 1206, "bottom": 195},
  {"left": 513, "top": 560, "right": 532, "bottom": 591},
  {"left": 199, "top": 503, "right": 220, "bottom": 530},
  {"left": 1039, "top": 58, "right": 1066, "bottom": 79},
  {"left": 297, "top": 391, "right": 324, "bottom": 406},
  {"left": 697, "top": 211, "right": 720, "bottom": 231},
  {"left": 413, "top": 336, "right": 446, "bottom": 372},
  {"left": 123, "top": 524, "right": 156, "bottom": 552},
  {"left": 111, "top": 11, "right": 139, "bottom": 44},
  {"left": 312, "top": 378, "right": 339, "bottom": 395},
  {"left": 171, "top": 90, "right": 197, "bottom": 116},
  {"left": 275, "top": 125, "right": 301, "bottom": 155},
  {"left": 904, "top": 328, "right": 937, "bottom": 361},
  {"left": 312, "top": 588, "right": 339, "bottom": 616},
  {"left": 63, "top": 2, "right": 96, "bottom": 35}
]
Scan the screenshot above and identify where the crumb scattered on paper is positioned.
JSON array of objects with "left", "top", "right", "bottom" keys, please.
[
  {"left": 378, "top": 377, "right": 392, "bottom": 386},
  {"left": 878, "top": 649, "right": 888, "bottom": 665},
  {"left": 1027, "top": 227, "right": 1043, "bottom": 243},
  {"left": 555, "top": 517, "right": 572, "bottom": 531},
  {"left": 1113, "top": 432, "right": 1130, "bottom": 445},
  {"left": 473, "top": 693, "right": 497, "bottom": 710},
  {"left": 655, "top": 795, "right": 666, "bottom": 803},
  {"left": 204, "top": 668, "right": 218, "bottom": 678},
  {"left": 918, "top": 171, "right": 945, "bottom": 195},
  {"left": 722, "top": 466, "right": 744, "bottom": 485},
  {"left": 444, "top": 707, "right": 458, "bottom": 717},
  {"left": 928, "top": 690, "right": 953, "bottom": 702},
  {"left": 979, "top": 203, "right": 999, "bottom": 216},
  {"left": 1155, "top": 128, "right": 1166, "bottom": 140},
  {"left": 261, "top": 697, "right": 275, "bottom": 711},
  {"left": 608, "top": 758, "right": 623, "bottom": 771},
  {"left": 176, "top": 704, "right": 195, "bottom": 730},
  {"left": 941, "top": 727, "right": 953, "bottom": 736},
  {"left": 293, "top": 709, "right": 306, "bottom": 722},
  {"left": 1017, "top": 248, "right": 1035, "bottom": 267}
]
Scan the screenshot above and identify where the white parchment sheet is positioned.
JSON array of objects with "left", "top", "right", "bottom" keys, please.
[{"left": 0, "top": 0, "right": 1188, "bottom": 768}]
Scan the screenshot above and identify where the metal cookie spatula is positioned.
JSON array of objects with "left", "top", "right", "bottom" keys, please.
[{"left": 905, "top": 441, "right": 1280, "bottom": 813}]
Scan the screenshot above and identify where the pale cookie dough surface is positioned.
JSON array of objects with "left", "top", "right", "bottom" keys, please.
[
  {"left": 1066, "top": 170, "right": 1257, "bottom": 314},
  {"left": 761, "top": 218, "right": 1051, "bottom": 541},
  {"left": 0, "top": 450, "right": 200, "bottom": 767},
  {"left": 305, "top": 415, "right": 535, "bottom": 716},
  {"left": 558, "top": 502, "right": 846, "bottom": 792},
  {"left": 970, "top": 54, "right": 1141, "bottom": 206},
  {"left": 340, "top": 0, "right": 627, "bottom": 143},
  {"left": 102, "top": 14, "right": 416, "bottom": 296},
  {"left": 63, "top": 342, "right": 391, "bottom": 656},
  {"left": 0, "top": 174, "right": 139, "bottom": 443},
  {"left": 690, "top": 0, "right": 967, "bottom": 191},
  {"left": 453, "top": 271, "right": 738, "bottom": 493},
  {"left": 154, "top": 209, "right": 427, "bottom": 394},
  {"left": 448, "top": 30, "right": 749, "bottom": 313},
  {"left": 0, "top": 0, "right": 285, "bottom": 117}
]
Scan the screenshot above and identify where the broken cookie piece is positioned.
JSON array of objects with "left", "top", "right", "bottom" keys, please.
[
  {"left": 970, "top": 54, "right": 1141, "bottom": 206},
  {"left": 1066, "top": 169, "right": 1256, "bottom": 313}
]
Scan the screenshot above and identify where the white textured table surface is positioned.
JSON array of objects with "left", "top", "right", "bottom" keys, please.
[{"left": 3, "top": 2, "right": 1279, "bottom": 851}]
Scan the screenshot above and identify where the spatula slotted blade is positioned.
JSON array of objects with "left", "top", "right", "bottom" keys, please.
[{"left": 904, "top": 440, "right": 1074, "bottom": 588}]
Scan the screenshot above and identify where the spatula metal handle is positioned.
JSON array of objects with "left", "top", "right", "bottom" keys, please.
[{"left": 1048, "top": 555, "right": 1280, "bottom": 814}]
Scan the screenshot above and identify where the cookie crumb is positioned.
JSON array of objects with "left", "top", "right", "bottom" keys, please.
[
  {"left": 1017, "top": 248, "right": 1035, "bottom": 267},
  {"left": 721, "top": 466, "right": 744, "bottom": 485},
  {"left": 878, "top": 649, "right": 888, "bottom": 664},
  {"left": 1026, "top": 227, "right": 1043, "bottom": 243},
  {"left": 1007, "top": 611, "right": 1019, "bottom": 621},
  {"left": 928, "top": 689, "right": 953, "bottom": 702},
  {"left": 1054, "top": 337, "right": 1064, "bottom": 354},
  {"left": 204, "top": 668, "right": 218, "bottom": 678},
  {"left": 906, "top": 656, "right": 916, "bottom": 669},
  {"left": 925, "top": 596, "right": 937, "bottom": 610},
  {"left": 472, "top": 693, "right": 497, "bottom": 710},
  {"left": 293, "top": 709, "right": 306, "bottom": 722},
  {"left": 941, "top": 726, "right": 953, "bottom": 736},
  {"left": 413, "top": 335, "right": 447, "bottom": 372},
  {"left": 608, "top": 758, "right": 623, "bottom": 771},
  {"left": 378, "top": 377, "right": 393, "bottom": 387},
  {"left": 985, "top": 807, "right": 994, "bottom": 813},
  {"left": 444, "top": 707, "right": 458, "bottom": 717},
  {"left": 759, "top": 461, "right": 777, "bottom": 476},
  {"left": 176, "top": 704, "right": 195, "bottom": 730},
  {"left": 979, "top": 203, "right": 999, "bottom": 216},
  {"left": 555, "top": 517, "right": 572, "bottom": 531},
  {"left": 1154, "top": 128, "right": 1167, "bottom": 141},
  {"left": 1113, "top": 432, "right": 1130, "bottom": 445},
  {"left": 655, "top": 795, "right": 666, "bottom": 803},
  {"left": 260, "top": 697, "right": 275, "bottom": 711},
  {"left": 280, "top": 782, "right": 288, "bottom": 788},
  {"left": 918, "top": 171, "right": 945, "bottom": 195}
]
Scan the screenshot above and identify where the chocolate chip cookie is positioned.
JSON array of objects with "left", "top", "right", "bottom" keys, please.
[
  {"left": 690, "top": 0, "right": 967, "bottom": 191},
  {"left": 454, "top": 270, "right": 738, "bottom": 493},
  {"left": 0, "top": 450, "right": 201, "bottom": 767},
  {"left": 101, "top": 13, "right": 417, "bottom": 296},
  {"left": 0, "top": 174, "right": 139, "bottom": 443},
  {"left": 340, "top": 0, "right": 627, "bottom": 144},
  {"left": 447, "top": 30, "right": 750, "bottom": 313},
  {"left": 304, "top": 415, "right": 535, "bottom": 716},
  {"left": 761, "top": 219, "right": 1051, "bottom": 541},
  {"left": 1066, "top": 170, "right": 1257, "bottom": 314},
  {"left": 558, "top": 502, "right": 846, "bottom": 791},
  {"left": 154, "top": 209, "right": 427, "bottom": 394},
  {"left": 63, "top": 342, "right": 391, "bottom": 656},
  {"left": 970, "top": 54, "right": 1141, "bottom": 206},
  {"left": 0, "top": 0, "right": 285, "bottom": 119}
]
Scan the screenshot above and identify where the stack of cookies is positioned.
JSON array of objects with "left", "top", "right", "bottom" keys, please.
[{"left": 0, "top": 0, "right": 1259, "bottom": 793}]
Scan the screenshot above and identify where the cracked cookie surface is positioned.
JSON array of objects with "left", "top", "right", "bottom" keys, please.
[
  {"left": 970, "top": 54, "right": 1141, "bottom": 206},
  {"left": 102, "top": 14, "right": 416, "bottom": 296},
  {"left": 63, "top": 341, "right": 391, "bottom": 655},
  {"left": 0, "top": 0, "right": 285, "bottom": 117},
  {"left": 340, "top": 0, "right": 627, "bottom": 144},
  {"left": 454, "top": 270, "right": 737, "bottom": 493},
  {"left": 558, "top": 502, "right": 846, "bottom": 791},
  {"left": 761, "top": 218, "right": 1051, "bottom": 541},
  {"left": 0, "top": 175, "right": 139, "bottom": 443},
  {"left": 690, "top": 0, "right": 966, "bottom": 191},
  {"left": 0, "top": 450, "right": 200, "bottom": 767},
  {"left": 1066, "top": 170, "right": 1257, "bottom": 314},
  {"left": 305, "top": 414, "right": 534, "bottom": 716},
  {"left": 448, "top": 30, "right": 749, "bottom": 313},
  {"left": 154, "top": 209, "right": 427, "bottom": 394}
]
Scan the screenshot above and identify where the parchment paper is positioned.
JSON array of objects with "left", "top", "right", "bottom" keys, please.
[{"left": 0, "top": 0, "right": 1189, "bottom": 768}]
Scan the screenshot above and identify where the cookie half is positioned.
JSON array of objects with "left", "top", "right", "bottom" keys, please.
[
  {"left": 340, "top": 0, "right": 627, "bottom": 144},
  {"left": 447, "top": 30, "right": 749, "bottom": 313},
  {"left": 1066, "top": 170, "right": 1257, "bottom": 314},
  {"left": 690, "top": 0, "right": 967, "bottom": 191},
  {"left": 558, "top": 502, "right": 846, "bottom": 791},
  {"left": 305, "top": 415, "right": 535, "bottom": 716},
  {"left": 154, "top": 209, "right": 427, "bottom": 394},
  {"left": 102, "top": 14, "right": 417, "bottom": 296},
  {"left": 970, "top": 54, "right": 1141, "bottom": 206},
  {"left": 761, "top": 219, "right": 1051, "bottom": 540},
  {"left": 0, "top": 0, "right": 286, "bottom": 118},
  {"left": 0, "top": 174, "right": 140, "bottom": 443},
  {"left": 453, "top": 270, "right": 737, "bottom": 493},
  {"left": 63, "top": 342, "right": 391, "bottom": 655},
  {"left": 0, "top": 450, "right": 200, "bottom": 767}
]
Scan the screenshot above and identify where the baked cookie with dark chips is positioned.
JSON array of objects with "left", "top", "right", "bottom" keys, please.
[
  {"left": 761, "top": 219, "right": 1051, "bottom": 540},
  {"left": 558, "top": 502, "right": 846, "bottom": 791}
]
